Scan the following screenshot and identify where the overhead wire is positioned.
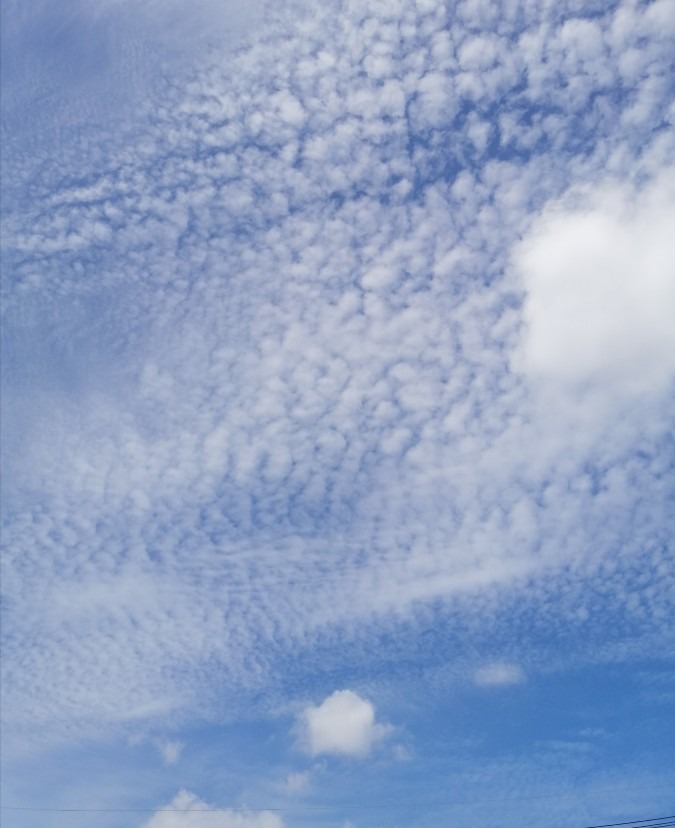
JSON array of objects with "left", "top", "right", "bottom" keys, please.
[
  {"left": 582, "top": 820, "right": 675, "bottom": 828},
  {"left": 2, "top": 784, "right": 674, "bottom": 817},
  {"left": 3, "top": 808, "right": 675, "bottom": 827}
]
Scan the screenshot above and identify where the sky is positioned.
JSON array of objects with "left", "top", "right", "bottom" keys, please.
[{"left": 1, "top": 0, "right": 674, "bottom": 826}]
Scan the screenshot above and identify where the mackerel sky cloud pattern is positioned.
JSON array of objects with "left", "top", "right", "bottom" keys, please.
[{"left": 1, "top": 0, "right": 674, "bottom": 825}]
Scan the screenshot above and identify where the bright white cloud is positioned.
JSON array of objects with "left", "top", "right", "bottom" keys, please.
[
  {"left": 515, "top": 168, "right": 675, "bottom": 395},
  {"left": 140, "top": 790, "right": 283, "bottom": 828},
  {"left": 300, "top": 690, "right": 390, "bottom": 758},
  {"left": 474, "top": 663, "right": 526, "bottom": 687}
]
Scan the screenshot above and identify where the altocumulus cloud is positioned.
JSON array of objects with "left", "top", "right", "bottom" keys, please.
[
  {"left": 1, "top": 0, "right": 674, "bottom": 782},
  {"left": 1, "top": 0, "right": 675, "bottom": 822},
  {"left": 300, "top": 690, "right": 391, "bottom": 758}
]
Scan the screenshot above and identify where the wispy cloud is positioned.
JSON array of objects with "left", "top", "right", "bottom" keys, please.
[
  {"left": 281, "top": 771, "right": 310, "bottom": 795},
  {"left": 158, "top": 739, "right": 184, "bottom": 767},
  {"left": 474, "top": 663, "right": 526, "bottom": 687}
]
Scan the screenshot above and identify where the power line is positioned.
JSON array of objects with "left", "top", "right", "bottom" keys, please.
[
  {"left": 2, "top": 787, "right": 674, "bottom": 817},
  {"left": 3, "top": 808, "right": 675, "bottom": 828},
  {"left": 583, "top": 820, "right": 675, "bottom": 828}
]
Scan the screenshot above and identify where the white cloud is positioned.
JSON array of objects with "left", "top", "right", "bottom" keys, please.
[
  {"left": 2, "top": 0, "right": 674, "bottom": 755},
  {"left": 300, "top": 690, "right": 390, "bottom": 758},
  {"left": 514, "top": 168, "right": 675, "bottom": 396},
  {"left": 158, "top": 739, "right": 184, "bottom": 766},
  {"left": 392, "top": 743, "right": 414, "bottom": 761},
  {"left": 474, "top": 663, "right": 526, "bottom": 687},
  {"left": 140, "top": 790, "right": 283, "bottom": 828},
  {"left": 281, "top": 771, "right": 310, "bottom": 795}
]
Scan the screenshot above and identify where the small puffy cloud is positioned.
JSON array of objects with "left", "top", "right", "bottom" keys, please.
[
  {"left": 514, "top": 168, "right": 675, "bottom": 396},
  {"left": 474, "top": 663, "right": 526, "bottom": 687},
  {"left": 141, "top": 790, "right": 283, "bottom": 828},
  {"left": 299, "top": 690, "right": 390, "bottom": 758}
]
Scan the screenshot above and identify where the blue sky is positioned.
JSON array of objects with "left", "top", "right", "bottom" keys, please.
[{"left": 1, "top": 0, "right": 674, "bottom": 826}]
